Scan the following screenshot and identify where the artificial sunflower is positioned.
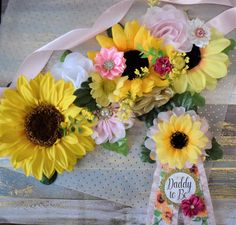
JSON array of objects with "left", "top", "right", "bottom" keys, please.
[
  {"left": 150, "top": 109, "right": 210, "bottom": 169},
  {"left": 0, "top": 72, "right": 95, "bottom": 180},
  {"left": 172, "top": 29, "right": 231, "bottom": 93},
  {"left": 88, "top": 20, "right": 168, "bottom": 100}
]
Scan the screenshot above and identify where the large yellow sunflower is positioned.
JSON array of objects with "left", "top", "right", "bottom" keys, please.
[
  {"left": 88, "top": 20, "right": 168, "bottom": 100},
  {"left": 172, "top": 29, "right": 231, "bottom": 93},
  {"left": 152, "top": 114, "right": 209, "bottom": 169},
  {"left": 0, "top": 72, "right": 95, "bottom": 180}
]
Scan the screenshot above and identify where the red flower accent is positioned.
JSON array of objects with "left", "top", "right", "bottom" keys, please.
[
  {"left": 181, "top": 194, "right": 205, "bottom": 217},
  {"left": 154, "top": 56, "right": 172, "bottom": 77}
]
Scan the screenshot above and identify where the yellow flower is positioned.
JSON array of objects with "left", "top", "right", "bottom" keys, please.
[
  {"left": 172, "top": 29, "right": 230, "bottom": 93},
  {"left": 88, "top": 20, "right": 168, "bottom": 100},
  {"left": 0, "top": 72, "right": 95, "bottom": 180},
  {"left": 89, "top": 72, "right": 127, "bottom": 107},
  {"left": 153, "top": 114, "right": 209, "bottom": 169}
]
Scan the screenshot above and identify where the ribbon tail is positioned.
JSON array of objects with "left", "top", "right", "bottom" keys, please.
[
  {"left": 15, "top": 0, "right": 135, "bottom": 83},
  {"left": 198, "top": 161, "right": 216, "bottom": 225},
  {"left": 146, "top": 162, "right": 179, "bottom": 225},
  {"left": 162, "top": 0, "right": 235, "bottom": 6},
  {"left": 206, "top": 7, "right": 236, "bottom": 34},
  {"left": 180, "top": 162, "right": 216, "bottom": 225}
]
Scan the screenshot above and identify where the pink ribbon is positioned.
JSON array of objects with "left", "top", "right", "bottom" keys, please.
[
  {"left": 162, "top": 0, "right": 236, "bottom": 6},
  {"left": 207, "top": 7, "right": 236, "bottom": 34}
]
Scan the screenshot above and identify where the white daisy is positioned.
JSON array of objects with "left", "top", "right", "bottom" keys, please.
[{"left": 188, "top": 18, "right": 211, "bottom": 48}]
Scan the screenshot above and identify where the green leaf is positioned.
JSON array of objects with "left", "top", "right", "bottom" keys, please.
[
  {"left": 73, "top": 79, "right": 98, "bottom": 112},
  {"left": 223, "top": 38, "right": 236, "bottom": 54},
  {"left": 137, "top": 107, "right": 161, "bottom": 127},
  {"left": 140, "top": 144, "right": 156, "bottom": 164},
  {"left": 60, "top": 50, "right": 72, "bottom": 62},
  {"left": 206, "top": 137, "right": 223, "bottom": 160},
  {"left": 40, "top": 172, "right": 57, "bottom": 185},
  {"left": 192, "top": 92, "right": 205, "bottom": 107},
  {"left": 192, "top": 217, "right": 201, "bottom": 222},
  {"left": 167, "top": 91, "right": 205, "bottom": 111},
  {"left": 154, "top": 209, "right": 161, "bottom": 217},
  {"left": 160, "top": 171, "right": 166, "bottom": 178},
  {"left": 102, "top": 137, "right": 129, "bottom": 156},
  {"left": 137, "top": 92, "right": 205, "bottom": 127}
]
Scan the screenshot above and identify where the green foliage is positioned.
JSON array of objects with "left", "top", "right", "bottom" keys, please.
[
  {"left": 138, "top": 45, "right": 164, "bottom": 64},
  {"left": 140, "top": 144, "right": 156, "bottom": 164},
  {"left": 73, "top": 78, "right": 98, "bottom": 112},
  {"left": 60, "top": 50, "right": 72, "bottom": 62},
  {"left": 154, "top": 209, "right": 161, "bottom": 217},
  {"left": 138, "top": 92, "right": 205, "bottom": 127},
  {"left": 102, "top": 136, "right": 129, "bottom": 156},
  {"left": 40, "top": 172, "right": 57, "bottom": 185},
  {"left": 223, "top": 38, "right": 236, "bottom": 54},
  {"left": 206, "top": 138, "right": 223, "bottom": 160},
  {"left": 192, "top": 217, "right": 208, "bottom": 225}
]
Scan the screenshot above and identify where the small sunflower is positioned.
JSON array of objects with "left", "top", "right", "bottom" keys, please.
[
  {"left": 0, "top": 72, "right": 95, "bottom": 180},
  {"left": 145, "top": 107, "right": 210, "bottom": 169},
  {"left": 172, "top": 29, "right": 231, "bottom": 93},
  {"left": 88, "top": 20, "right": 168, "bottom": 100}
]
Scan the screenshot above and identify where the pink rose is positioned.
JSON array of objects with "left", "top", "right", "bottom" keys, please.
[{"left": 142, "top": 5, "right": 192, "bottom": 52}]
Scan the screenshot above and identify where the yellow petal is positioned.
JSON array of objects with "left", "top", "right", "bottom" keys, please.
[
  {"left": 205, "top": 74, "right": 217, "bottom": 90},
  {"left": 134, "top": 26, "right": 148, "bottom": 49},
  {"left": 87, "top": 51, "right": 99, "bottom": 61},
  {"left": 201, "top": 58, "right": 228, "bottom": 79},
  {"left": 96, "top": 35, "right": 115, "bottom": 48},
  {"left": 172, "top": 74, "right": 188, "bottom": 93},
  {"left": 142, "top": 78, "right": 154, "bottom": 93},
  {"left": 63, "top": 133, "right": 78, "bottom": 144},
  {"left": 17, "top": 75, "right": 36, "bottom": 105},
  {"left": 187, "top": 68, "right": 206, "bottom": 92},
  {"left": 112, "top": 24, "right": 127, "bottom": 51},
  {"left": 31, "top": 150, "right": 45, "bottom": 180},
  {"left": 203, "top": 38, "right": 230, "bottom": 56},
  {"left": 124, "top": 20, "right": 140, "bottom": 49}
]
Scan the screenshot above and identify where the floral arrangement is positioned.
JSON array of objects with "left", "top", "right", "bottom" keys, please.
[
  {"left": 0, "top": 1, "right": 234, "bottom": 189},
  {"left": 0, "top": 1, "right": 235, "bottom": 224}
]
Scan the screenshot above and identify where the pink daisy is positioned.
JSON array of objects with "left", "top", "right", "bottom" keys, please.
[{"left": 94, "top": 47, "right": 126, "bottom": 80}]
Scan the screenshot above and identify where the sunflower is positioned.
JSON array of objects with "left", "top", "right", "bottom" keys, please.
[
  {"left": 88, "top": 20, "right": 168, "bottom": 100},
  {"left": 172, "top": 29, "right": 231, "bottom": 93},
  {"left": 151, "top": 109, "right": 209, "bottom": 169},
  {"left": 0, "top": 72, "right": 95, "bottom": 180}
]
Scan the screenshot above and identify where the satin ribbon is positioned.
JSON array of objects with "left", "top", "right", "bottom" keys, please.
[
  {"left": 162, "top": 0, "right": 236, "bottom": 6},
  {"left": 146, "top": 161, "right": 216, "bottom": 225}
]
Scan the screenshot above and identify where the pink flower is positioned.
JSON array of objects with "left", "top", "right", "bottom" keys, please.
[
  {"left": 92, "top": 107, "right": 126, "bottom": 144},
  {"left": 142, "top": 5, "right": 192, "bottom": 52},
  {"left": 181, "top": 194, "right": 205, "bottom": 217},
  {"left": 154, "top": 56, "right": 172, "bottom": 77},
  {"left": 94, "top": 47, "right": 126, "bottom": 80}
]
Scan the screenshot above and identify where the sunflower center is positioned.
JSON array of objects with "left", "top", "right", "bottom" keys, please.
[
  {"left": 24, "top": 104, "right": 64, "bottom": 147},
  {"left": 122, "top": 50, "right": 149, "bottom": 80},
  {"left": 186, "top": 45, "right": 201, "bottom": 70},
  {"left": 170, "top": 131, "right": 189, "bottom": 149}
]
